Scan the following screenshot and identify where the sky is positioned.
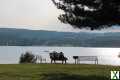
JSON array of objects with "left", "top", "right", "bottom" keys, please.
[
  {"left": 0, "top": 0, "right": 119, "bottom": 32},
  {"left": 0, "top": 0, "right": 79, "bottom": 32}
]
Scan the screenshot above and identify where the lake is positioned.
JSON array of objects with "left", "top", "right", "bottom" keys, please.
[{"left": 0, "top": 46, "right": 120, "bottom": 66}]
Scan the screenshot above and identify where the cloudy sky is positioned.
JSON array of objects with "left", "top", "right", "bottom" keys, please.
[
  {"left": 0, "top": 0, "right": 78, "bottom": 31},
  {"left": 0, "top": 0, "right": 119, "bottom": 32}
]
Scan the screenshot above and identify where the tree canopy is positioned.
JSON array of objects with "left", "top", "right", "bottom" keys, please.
[{"left": 52, "top": 0, "right": 120, "bottom": 30}]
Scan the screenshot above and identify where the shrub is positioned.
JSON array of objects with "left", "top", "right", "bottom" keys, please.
[{"left": 19, "top": 51, "right": 37, "bottom": 63}]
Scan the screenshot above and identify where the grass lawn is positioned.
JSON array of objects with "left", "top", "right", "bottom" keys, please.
[{"left": 0, "top": 64, "right": 119, "bottom": 80}]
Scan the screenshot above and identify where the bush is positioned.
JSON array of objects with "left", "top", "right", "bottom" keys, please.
[{"left": 19, "top": 51, "right": 37, "bottom": 63}]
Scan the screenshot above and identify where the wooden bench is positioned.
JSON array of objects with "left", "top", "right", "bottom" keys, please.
[
  {"left": 49, "top": 51, "right": 68, "bottom": 64},
  {"left": 73, "top": 56, "right": 98, "bottom": 64}
]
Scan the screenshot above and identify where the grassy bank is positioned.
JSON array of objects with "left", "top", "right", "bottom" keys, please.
[{"left": 0, "top": 64, "right": 119, "bottom": 80}]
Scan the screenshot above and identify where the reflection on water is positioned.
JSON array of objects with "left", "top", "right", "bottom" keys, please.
[{"left": 0, "top": 46, "right": 120, "bottom": 66}]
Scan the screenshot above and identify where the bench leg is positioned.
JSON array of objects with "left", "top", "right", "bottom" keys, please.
[
  {"left": 75, "top": 59, "right": 77, "bottom": 64},
  {"left": 51, "top": 60, "right": 53, "bottom": 64},
  {"left": 62, "top": 60, "right": 63, "bottom": 64},
  {"left": 65, "top": 60, "right": 67, "bottom": 64},
  {"left": 97, "top": 60, "right": 98, "bottom": 64},
  {"left": 77, "top": 59, "right": 79, "bottom": 64},
  {"left": 54, "top": 60, "right": 55, "bottom": 64},
  {"left": 75, "top": 59, "right": 78, "bottom": 64},
  {"left": 95, "top": 60, "right": 98, "bottom": 64}
]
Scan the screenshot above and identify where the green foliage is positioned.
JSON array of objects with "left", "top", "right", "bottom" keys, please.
[
  {"left": 19, "top": 52, "right": 37, "bottom": 63},
  {"left": 52, "top": 0, "right": 120, "bottom": 30}
]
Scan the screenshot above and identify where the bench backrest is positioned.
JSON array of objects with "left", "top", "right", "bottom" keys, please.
[
  {"left": 76, "top": 56, "right": 98, "bottom": 61},
  {"left": 49, "top": 52, "right": 65, "bottom": 60}
]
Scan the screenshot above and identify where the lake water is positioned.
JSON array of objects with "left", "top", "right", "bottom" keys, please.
[{"left": 0, "top": 46, "right": 120, "bottom": 66}]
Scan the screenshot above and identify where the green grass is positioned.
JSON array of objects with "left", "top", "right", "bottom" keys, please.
[{"left": 0, "top": 64, "right": 119, "bottom": 80}]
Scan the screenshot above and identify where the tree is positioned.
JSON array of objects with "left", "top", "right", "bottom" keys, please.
[
  {"left": 52, "top": 0, "right": 120, "bottom": 30},
  {"left": 19, "top": 51, "right": 37, "bottom": 63}
]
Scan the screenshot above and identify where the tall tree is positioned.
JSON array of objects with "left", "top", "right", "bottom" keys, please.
[{"left": 52, "top": 0, "right": 120, "bottom": 30}]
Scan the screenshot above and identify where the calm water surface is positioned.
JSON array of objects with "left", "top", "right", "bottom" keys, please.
[{"left": 0, "top": 46, "right": 120, "bottom": 66}]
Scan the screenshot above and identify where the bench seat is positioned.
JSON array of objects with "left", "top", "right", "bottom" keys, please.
[{"left": 73, "top": 56, "right": 98, "bottom": 64}]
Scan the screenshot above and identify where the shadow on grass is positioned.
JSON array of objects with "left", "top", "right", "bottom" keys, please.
[{"left": 41, "top": 73, "right": 109, "bottom": 80}]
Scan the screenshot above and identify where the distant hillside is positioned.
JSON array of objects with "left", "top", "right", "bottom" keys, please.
[{"left": 0, "top": 28, "right": 120, "bottom": 47}]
